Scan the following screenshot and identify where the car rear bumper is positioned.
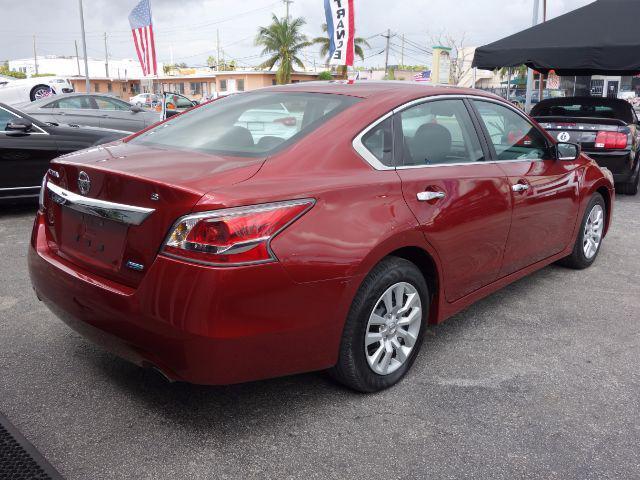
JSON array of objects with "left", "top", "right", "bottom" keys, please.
[
  {"left": 28, "top": 212, "right": 351, "bottom": 385},
  {"left": 585, "top": 150, "right": 637, "bottom": 182}
]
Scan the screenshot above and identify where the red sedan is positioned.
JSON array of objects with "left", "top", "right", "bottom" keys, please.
[{"left": 29, "top": 82, "right": 614, "bottom": 392}]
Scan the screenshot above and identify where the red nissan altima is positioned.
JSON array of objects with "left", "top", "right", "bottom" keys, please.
[{"left": 29, "top": 82, "right": 614, "bottom": 392}]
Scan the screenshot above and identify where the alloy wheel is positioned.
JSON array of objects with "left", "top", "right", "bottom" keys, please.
[
  {"left": 583, "top": 204, "right": 604, "bottom": 259},
  {"left": 364, "top": 282, "right": 422, "bottom": 376}
]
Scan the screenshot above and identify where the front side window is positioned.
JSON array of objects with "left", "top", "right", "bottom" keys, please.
[
  {"left": 0, "top": 107, "right": 18, "bottom": 131},
  {"left": 131, "top": 92, "right": 359, "bottom": 156},
  {"left": 399, "top": 99, "right": 484, "bottom": 166},
  {"left": 95, "top": 97, "right": 130, "bottom": 111},
  {"left": 473, "top": 100, "right": 550, "bottom": 161}
]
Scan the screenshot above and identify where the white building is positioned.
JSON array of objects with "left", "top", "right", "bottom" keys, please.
[{"left": 8, "top": 55, "right": 162, "bottom": 80}]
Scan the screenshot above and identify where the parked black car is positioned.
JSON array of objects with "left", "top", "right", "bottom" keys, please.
[
  {"left": 0, "top": 103, "right": 127, "bottom": 203},
  {"left": 532, "top": 97, "right": 640, "bottom": 195}
]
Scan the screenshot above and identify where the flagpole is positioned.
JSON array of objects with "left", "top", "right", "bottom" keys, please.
[{"left": 78, "top": 0, "right": 90, "bottom": 93}]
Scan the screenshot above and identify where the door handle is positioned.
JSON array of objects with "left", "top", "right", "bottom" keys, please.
[
  {"left": 512, "top": 183, "right": 530, "bottom": 192},
  {"left": 417, "top": 191, "right": 446, "bottom": 202}
]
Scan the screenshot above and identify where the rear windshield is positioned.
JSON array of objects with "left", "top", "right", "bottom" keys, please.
[
  {"left": 130, "top": 91, "right": 359, "bottom": 156},
  {"left": 531, "top": 99, "right": 633, "bottom": 123}
]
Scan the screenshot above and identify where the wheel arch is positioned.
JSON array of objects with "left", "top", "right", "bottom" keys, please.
[
  {"left": 29, "top": 84, "right": 51, "bottom": 101},
  {"left": 595, "top": 185, "right": 613, "bottom": 235},
  {"left": 386, "top": 246, "right": 442, "bottom": 325}
]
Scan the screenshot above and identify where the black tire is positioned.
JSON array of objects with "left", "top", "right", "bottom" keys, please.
[
  {"left": 30, "top": 85, "right": 52, "bottom": 101},
  {"left": 615, "top": 173, "right": 639, "bottom": 196},
  {"left": 329, "top": 256, "right": 429, "bottom": 393},
  {"left": 557, "top": 193, "right": 606, "bottom": 270}
]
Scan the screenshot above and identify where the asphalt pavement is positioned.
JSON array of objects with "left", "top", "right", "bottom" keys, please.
[{"left": 1, "top": 194, "right": 639, "bottom": 480}]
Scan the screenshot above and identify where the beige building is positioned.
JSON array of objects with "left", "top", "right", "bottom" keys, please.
[{"left": 68, "top": 70, "right": 325, "bottom": 102}]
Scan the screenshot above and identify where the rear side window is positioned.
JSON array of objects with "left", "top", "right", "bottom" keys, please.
[
  {"left": 531, "top": 100, "right": 633, "bottom": 123},
  {"left": 49, "top": 96, "right": 93, "bottom": 109},
  {"left": 131, "top": 92, "right": 359, "bottom": 156},
  {"left": 361, "top": 117, "right": 394, "bottom": 166}
]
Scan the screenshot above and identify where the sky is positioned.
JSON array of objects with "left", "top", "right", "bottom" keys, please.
[{"left": 0, "top": 0, "right": 595, "bottom": 69}]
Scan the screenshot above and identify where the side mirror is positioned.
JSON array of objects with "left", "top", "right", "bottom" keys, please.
[
  {"left": 6, "top": 119, "right": 33, "bottom": 134},
  {"left": 557, "top": 142, "right": 580, "bottom": 161},
  {"left": 130, "top": 105, "right": 144, "bottom": 113}
]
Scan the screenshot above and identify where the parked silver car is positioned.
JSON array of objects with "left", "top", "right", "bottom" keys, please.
[{"left": 20, "top": 93, "right": 161, "bottom": 132}]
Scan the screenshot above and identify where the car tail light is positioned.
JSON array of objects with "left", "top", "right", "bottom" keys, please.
[
  {"left": 595, "top": 131, "right": 628, "bottom": 149},
  {"left": 273, "top": 117, "right": 297, "bottom": 127},
  {"left": 162, "top": 199, "right": 315, "bottom": 266}
]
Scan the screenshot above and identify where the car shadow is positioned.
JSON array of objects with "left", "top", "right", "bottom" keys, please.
[
  {"left": 0, "top": 203, "right": 37, "bottom": 218},
  {"left": 82, "top": 264, "right": 558, "bottom": 436}
]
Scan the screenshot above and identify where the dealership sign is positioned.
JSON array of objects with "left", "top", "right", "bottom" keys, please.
[{"left": 324, "top": 0, "right": 355, "bottom": 66}]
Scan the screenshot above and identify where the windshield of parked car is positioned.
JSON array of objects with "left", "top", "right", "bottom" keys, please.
[
  {"left": 130, "top": 91, "right": 360, "bottom": 156},
  {"left": 531, "top": 99, "right": 633, "bottom": 123}
]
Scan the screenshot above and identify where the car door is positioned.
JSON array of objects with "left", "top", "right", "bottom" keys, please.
[
  {"left": 470, "top": 99, "right": 584, "bottom": 277},
  {"left": 393, "top": 98, "right": 513, "bottom": 302},
  {"left": 53, "top": 95, "right": 100, "bottom": 127},
  {"left": 94, "top": 96, "right": 144, "bottom": 132},
  {"left": 0, "top": 106, "right": 58, "bottom": 199}
]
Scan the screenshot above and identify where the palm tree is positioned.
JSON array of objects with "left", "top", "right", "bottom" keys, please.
[
  {"left": 255, "top": 14, "right": 311, "bottom": 84},
  {"left": 312, "top": 23, "right": 370, "bottom": 76}
]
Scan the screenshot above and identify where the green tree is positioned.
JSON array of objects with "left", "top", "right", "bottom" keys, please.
[
  {"left": 312, "top": 23, "right": 370, "bottom": 77},
  {"left": 255, "top": 14, "right": 311, "bottom": 85},
  {"left": 317, "top": 70, "right": 332, "bottom": 80},
  {"left": 0, "top": 63, "right": 26, "bottom": 79}
]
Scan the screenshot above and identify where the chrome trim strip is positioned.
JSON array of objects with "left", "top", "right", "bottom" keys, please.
[
  {"left": 0, "top": 186, "right": 41, "bottom": 191},
  {"left": 352, "top": 93, "right": 545, "bottom": 171},
  {"left": 352, "top": 111, "right": 395, "bottom": 171},
  {"left": 46, "top": 182, "right": 154, "bottom": 226}
]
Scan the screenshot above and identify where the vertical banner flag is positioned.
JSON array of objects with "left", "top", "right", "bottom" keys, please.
[
  {"left": 324, "top": 0, "right": 355, "bottom": 66},
  {"left": 128, "top": 0, "right": 157, "bottom": 76}
]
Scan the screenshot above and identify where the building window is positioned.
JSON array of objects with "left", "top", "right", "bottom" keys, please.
[
  {"left": 237, "top": 79, "right": 245, "bottom": 91},
  {"left": 219, "top": 79, "right": 227, "bottom": 92},
  {"left": 107, "top": 82, "right": 113, "bottom": 92},
  {"left": 272, "top": 79, "right": 277, "bottom": 86},
  {"left": 94, "top": 83, "right": 100, "bottom": 92},
  {"left": 190, "top": 82, "right": 201, "bottom": 95}
]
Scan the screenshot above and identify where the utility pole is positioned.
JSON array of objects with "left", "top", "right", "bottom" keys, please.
[
  {"left": 401, "top": 34, "right": 405, "bottom": 66},
  {"left": 384, "top": 29, "right": 391, "bottom": 77},
  {"left": 283, "top": 0, "right": 293, "bottom": 21},
  {"left": 104, "top": 32, "right": 109, "bottom": 78},
  {"left": 74, "top": 40, "right": 81, "bottom": 76},
  {"left": 78, "top": 0, "right": 90, "bottom": 93},
  {"left": 32, "top": 35, "right": 38, "bottom": 75},
  {"left": 524, "top": 0, "right": 539, "bottom": 112},
  {"left": 538, "top": 0, "right": 547, "bottom": 100},
  {"left": 217, "top": 29, "right": 221, "bottom": 70}
]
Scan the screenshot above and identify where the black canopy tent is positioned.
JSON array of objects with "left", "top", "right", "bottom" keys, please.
[{"left": 472, "top": 0, "right": 640, "bottom": 76}]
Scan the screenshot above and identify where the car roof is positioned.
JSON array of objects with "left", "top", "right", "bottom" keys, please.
[
  {"left": 266, "top": 80, "right": 501, "bottom": 101},
  {"left": 25, "top": 93, "right": 126, "bottom": 108}
]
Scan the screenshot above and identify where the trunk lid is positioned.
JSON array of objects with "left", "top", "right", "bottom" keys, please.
[
  {"left": 534, "top": 116, "right": 630, "bottom": 149},
  {"left": 44, "top": 142, "right": 265, "bottom": 287}
]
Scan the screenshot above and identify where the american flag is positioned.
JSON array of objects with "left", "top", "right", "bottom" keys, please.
[
  {"left": 128, "top": 0, "right": 157, "bottom": 76},
  {"left": 413, "top": 70, "right": 431, "bottom": 82}
]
